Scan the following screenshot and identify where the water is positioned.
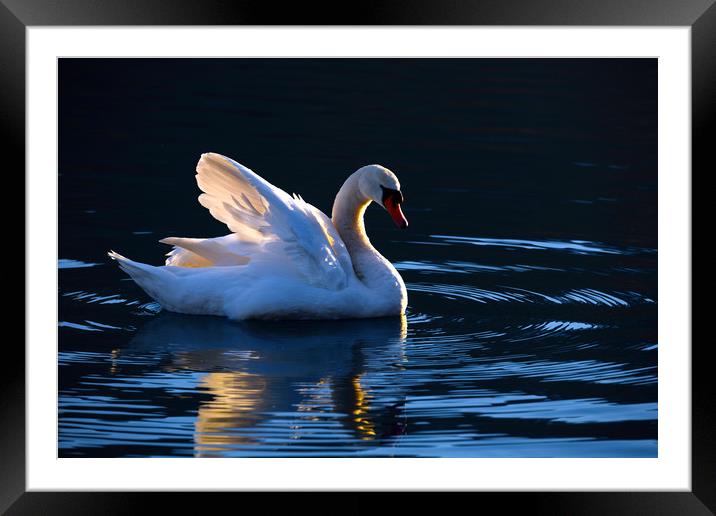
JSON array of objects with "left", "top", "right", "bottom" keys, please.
[{"left": 58, "top": 58, "right": 657, "bottom": 457}]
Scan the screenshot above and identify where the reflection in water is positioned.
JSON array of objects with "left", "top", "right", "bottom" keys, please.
[
  {"left": 195, "top": 372, "right": 265, "bottom": 455},
  {"left": 128, "top": 313, "right": 408, "bottom": 456},
  {"left": 352, "top": 375, "right": 376, "bottom": 440}
]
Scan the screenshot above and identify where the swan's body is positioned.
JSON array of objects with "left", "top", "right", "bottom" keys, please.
[{"left": 109, "top": 153, "right": 408, "bottom": 320}]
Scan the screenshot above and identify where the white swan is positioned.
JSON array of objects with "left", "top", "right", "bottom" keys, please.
[{"left": 109, "top": 153, "right": 409, "bottom": 320}]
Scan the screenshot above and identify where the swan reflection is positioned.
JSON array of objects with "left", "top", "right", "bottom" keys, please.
[{"left": 128, "top": 314, "right": 408, "bottom": 456}]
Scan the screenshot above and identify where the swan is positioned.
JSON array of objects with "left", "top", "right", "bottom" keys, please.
[{"left": 108, "top": 153, "right": 409, "bottom": 320}]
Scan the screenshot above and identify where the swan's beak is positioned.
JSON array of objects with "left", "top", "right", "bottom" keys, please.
[{"left": 384, "top": 196, "right": 408, "bottom": 229}]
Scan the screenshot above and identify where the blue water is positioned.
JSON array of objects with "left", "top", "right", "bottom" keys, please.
[{"left": 58, "top": 58, "right": 657, "bottom": 457}]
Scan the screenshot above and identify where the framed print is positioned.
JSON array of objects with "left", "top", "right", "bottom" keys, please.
[{"left": 5, "top": 0, "right": 709, "bottom": 513}]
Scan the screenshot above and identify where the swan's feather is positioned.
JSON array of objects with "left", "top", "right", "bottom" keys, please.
[
  {"left": 163, "top": 245, "right": 214, "bottom": 268},
  {"left": 160, "top": 236, "right": 251, "bottom": 266},
  {"left": 195, "top": 153, "right": 352, "bottom": 290}
]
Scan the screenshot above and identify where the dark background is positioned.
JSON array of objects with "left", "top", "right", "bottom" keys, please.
[{"left": 59, "top": 58, "right": 656, "bottom": 265}]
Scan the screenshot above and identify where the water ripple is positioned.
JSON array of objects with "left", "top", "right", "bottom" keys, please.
[
  {"left": 408, "top": 282, "right": 652, "bottom": 308},
  {"left": 466, "top": 398, "right": 657, "bottom": 424},
  {"left": 59, "top": 259, "right": 101, "bottom": 269},
  {"left": 395, "top": 260, "right": 562, "bottom": 275},
  {"left": 59, "top": 321, "right": 103, "bottom": 332},
  {"left": 63, "top": 290, "right": 129, "bottom": 305},
  {"left": 409, "top": 283, "right": 528, "bottom": 304},
  {"left": 62, "top": 290, "right": 163, "bottom": 314},
  {"left": 404, "top": 358, "right": 656, "bottom": 386},
  {"left": 430, "top": 234, "right": 655, "bottom": 255},
  {"left": 405, "top": 393, "right": 656, "bottom": 423}
]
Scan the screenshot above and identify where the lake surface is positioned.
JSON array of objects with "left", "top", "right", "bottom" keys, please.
[{"left": 58, "top": 58, "right": 657, "bottom": 457}]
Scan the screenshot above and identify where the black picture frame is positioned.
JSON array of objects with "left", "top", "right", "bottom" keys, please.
[{"left": 4, "top": 1, "right": 708, "bottom": 513}]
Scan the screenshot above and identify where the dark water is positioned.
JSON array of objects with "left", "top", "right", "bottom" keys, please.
[{"left": 58, "top": 58, "right": 657, "bottom": 457}]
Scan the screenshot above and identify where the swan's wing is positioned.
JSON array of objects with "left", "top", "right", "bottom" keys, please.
[
  {"left": 195, "top": 153, "right": 353, "bottom": 289},
  {"left": 195, "top": 154, "right": 268, "bottom": 243},
  {"left": 298, "top": 199, "right": 354, "bottom": 281}
]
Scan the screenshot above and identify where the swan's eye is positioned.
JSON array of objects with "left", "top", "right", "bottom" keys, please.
[{"left": 380, "top": 185, "right": 403, "bottom": 205}]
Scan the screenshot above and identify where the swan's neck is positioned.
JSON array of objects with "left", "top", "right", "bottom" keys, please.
[
  {"left": 332, "top": 173, "right": 371, "bottom": 248},
  {"left": 331, "top": 173, "right": 389, "bottom": 286}
]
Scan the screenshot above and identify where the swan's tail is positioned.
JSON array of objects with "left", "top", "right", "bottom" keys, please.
[
  {"left": 109, "top": 250, "right": 155, "bottom": 280},
  {"left": 108, "top": 251, "right": 171, "bottom": 305}
]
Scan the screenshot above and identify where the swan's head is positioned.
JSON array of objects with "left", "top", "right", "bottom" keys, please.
[{"left": 357, "top": 165, "right": 408, "bottom": 229}]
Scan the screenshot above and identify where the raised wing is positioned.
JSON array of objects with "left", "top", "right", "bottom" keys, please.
[{"left": 195, "top": 153, "right": 353, "bottom": 290}]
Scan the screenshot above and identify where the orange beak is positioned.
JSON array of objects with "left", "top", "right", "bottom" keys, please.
[{"left": 384, "top": 197, "right": 408, "bottom": 229}]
